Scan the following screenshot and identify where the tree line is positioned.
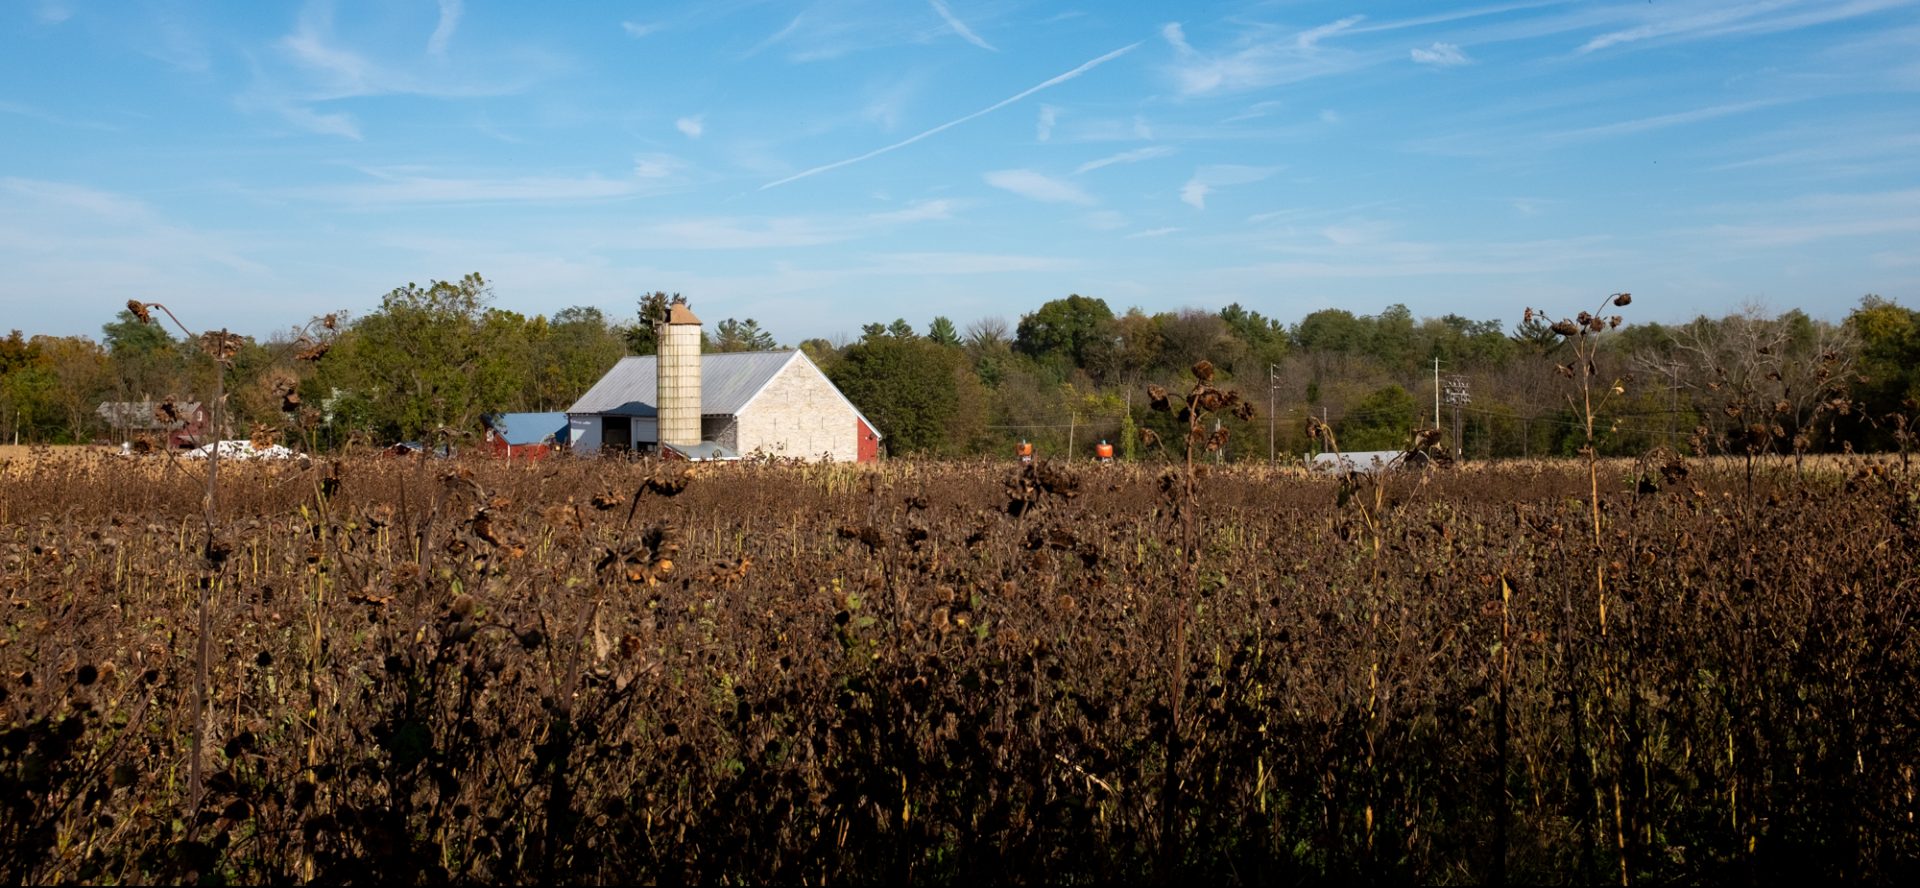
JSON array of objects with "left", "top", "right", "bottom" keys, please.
[{"left": 2, "top": 274, "right": 1916, "bottom": 461}]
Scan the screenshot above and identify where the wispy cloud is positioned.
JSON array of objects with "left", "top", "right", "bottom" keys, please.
[
  {"left": 603, "top": 202, "right": 963, "bottom": 251},
  {"left": 1181, "top": 164, "right": 1278, "bottom": 210},
  {"left": 0, "top": 100, "right": 118, "bottom": 132},
  {"left": 1246, "top": 200, "right": 1401, "bottom": 225},
  {"left": 1181, "top": 181, "right": 1211, "bottom": 209},
  {"left": 871, "top": 199, "right": 957, "bottom": 223},
  {"left": 632, "top": 153, "right": 689, "bottom": 179},
  {"left": 271, "top": 101, "right": 363, "bottom": 140},
  {"left": 1348, "top": 1, "right": 1576, "bottom": 36},
  {"left": 250, "top": 3, "right": 552, "bottom": 139},
  {"left": 1297, "top": 15, "right": 1365, "bottom": 48},
  {"left": 1037, "top": 105, "right": 1058, "bottom": 142},
  {"left": 1075, "top": 146, "right": 1176, "bottom": 175},
  {"left": 285, "top": 168, "right": 673, "bottom": 206},
  {"left": 1162, "top": 16, "right": 1372, "bottom": 96},
  {"left": 1084, "top": 210, "right": 1128, "bottom": 230},
  {"left": 741, "top": 13, "right": 833, "bottom": 60},
  {"left": 1411, "top": 42, "right": 1470, "bottom": 66},
  {"left": 745, "top": 4, "right": 986, "bottom": 63},
  {"left": 280, "top": 14, "right": 378, "bottom": 96},
  {"left": 622, "top": 217, "right": 849, "bottom": 250},
  {"left": 428, "top": 0, "right": 463, "bottom": 56},
  {"left": 1543, "top": 99, "right": 1783, "bottom": 142},
  {"left": 2, "top": 177, "right": 152, "bottom": 222},
  {"left": 272, "top": 2, "right": 540, "bottom": 101},
  {"left": 985, "top": 170, "right": 1095, "bottom": 205},
  {"left": 763, "top": 42, "right": 1141, "bottom": 189},
  {"left": 0, "top": 178, "right": 270, "bottom": 283},
  {"left": 621, "top": 20, "right": 660, "bottom": 38},
  {"left": 1712, "top": 128, "right": 1920, "bottom": 175},
  {"left": 1871, "top": 248, "right": 1920, "bottom": 268},
  {"left": 1128, "top": 227, "right": 1181, "bottom": 238},
  {"left": 132, "top": 12, "right": 213, "bottom": 72},
  {"left": 1223, "top": 100, "right": 1287, "bottom": 123},
  {"left": 1409, "top": 93, "right": 1796, "bottom": 158},
  {"left": 1705, "top": 214, "right": 1920, "bottom": 248},
  {"left": 35, "top": 2, "right": 71, "bottom": 25},
  {"left": 852, "top": 252, "right": 1077, "bottom": 275},
  {"left": 1322, "top": 219, "right": 1398, "bottom": 246},
  {"left": 862, "top": 76, "right": 920, "bottom": 132},
  {"left": 1692, "top": 187, "right": 1920, "bottom": 247},
  {"left": 676, "top": 115, "right": 705, "bottom": 138},
  {"left": 1161, "top": 22, "right": 1193, "bottom": 55},
  {"left": 929, "top": 0, "right": 995, "bottom": 51},
  {"left": 1578, "top": 0, "right": 1910, "bottom": 54},
  {"left": 1579, "top": 1, "right": 1776, "bottom": 53},
  {"left": 1215, "top": 233, "right": 1624, "bottom": 281}
]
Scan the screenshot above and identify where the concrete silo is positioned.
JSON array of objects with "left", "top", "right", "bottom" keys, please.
[{"left": 656, "top": 300, "right": 703, "bottom": 448}]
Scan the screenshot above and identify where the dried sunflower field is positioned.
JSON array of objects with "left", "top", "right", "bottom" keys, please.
[{"left": 2, "top": 442, "right": 1918, "bottom": 884}]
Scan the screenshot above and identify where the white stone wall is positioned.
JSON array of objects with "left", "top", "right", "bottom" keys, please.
[
  {"left": 568, "top": 415, "right": 602, "bottom": 453},
  {"left": 736, "top": 360, "right": 857, "bottom": 461}
]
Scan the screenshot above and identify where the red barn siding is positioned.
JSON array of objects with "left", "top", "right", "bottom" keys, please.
[
  {"left": 856, "top": 417, "right": 881, "bottom": 463},
  {"left": 482, "top": 428, "right": 554, "bottom": 461}
]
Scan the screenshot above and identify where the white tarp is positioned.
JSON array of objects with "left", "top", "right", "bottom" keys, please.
[{"left": 183, "top": 440, "right": 298, "bottom": 460}]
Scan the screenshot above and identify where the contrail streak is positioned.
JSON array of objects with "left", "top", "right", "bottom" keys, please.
[{"left": 762, "top": 42, "right": 1140, "bottom": 190}]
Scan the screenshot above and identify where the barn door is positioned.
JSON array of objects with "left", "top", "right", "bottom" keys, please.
[{"left": 603, "top": 417, "right": 631, "bottom": 451}]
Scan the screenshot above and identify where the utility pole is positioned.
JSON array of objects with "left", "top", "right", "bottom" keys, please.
[
  {"left": 1444, "top": 376, "right": 1471, "bottom": 460},
  {"left": 1433, "top": 357, "right": 1441, "bottom": 430},
  {"left": 1667, "top": 361, "right": 1680, "bottom": 449},
  {"left": 1268, "top": 363, "right": 1280, "bottom": 463}
]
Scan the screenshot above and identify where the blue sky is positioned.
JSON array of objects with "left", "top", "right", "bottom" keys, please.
[{"left": 3, "top": 1, "right": 1917, "bottom": 344}]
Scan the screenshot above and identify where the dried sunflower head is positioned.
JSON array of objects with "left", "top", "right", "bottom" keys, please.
[
  {"left": 199, "top": 329, "right": 245, "bottom": 365},
  {"left": 295, "top": 339, "right": 331, "bottom": 362},
  {"left": 249, "top": 424, "right": 277, "bottom": 450},
  {"left": 1147, "top": 384, "right": 1171, "bottom": 412}
]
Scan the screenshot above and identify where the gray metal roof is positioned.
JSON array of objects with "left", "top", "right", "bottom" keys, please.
[
  {"left": 96, "top": 400, "right": 204, "bottom": 429},
  {"left": 663, "top": 441, "right": 740, "bottom": 461},
  {"left": 566, "top": 350, "right": 798, "bottom": 417}
]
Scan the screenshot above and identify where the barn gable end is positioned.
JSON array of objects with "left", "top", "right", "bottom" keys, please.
[{"left": 734, "top": 353, "right": 859, "bottom": 461}]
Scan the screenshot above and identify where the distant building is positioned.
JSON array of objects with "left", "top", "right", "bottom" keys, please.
[
  {"left": 480, "top": 412, "right": 569, "bottom": 460},
  {"left": 565, "top": 303, "right": 881, "bottom": 462},
  {"left": 1307, "top": 450, "right": 1420, "bottom": 474},
  {"left": 95, "top": 400, "right": 208, "bottom": 449}
]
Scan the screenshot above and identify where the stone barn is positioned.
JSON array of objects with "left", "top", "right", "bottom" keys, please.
[{"left": 565, "top": 304, "right": 880, "bottom": 462}]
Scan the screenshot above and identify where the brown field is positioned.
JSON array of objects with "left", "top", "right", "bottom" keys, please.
[
  {"left": 3, "top": 451, "right": 1917, "bottom": 883},
  {"left": 0, "top": 443, "right": 117, "bottom": 464}
]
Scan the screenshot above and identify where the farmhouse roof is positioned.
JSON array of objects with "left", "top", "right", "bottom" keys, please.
[
  {"left": 484, "top": 412, "right": 569, "bottom": 446},
  {"left": 95, "top": 400, "right": 203, "bottom": 429}
]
